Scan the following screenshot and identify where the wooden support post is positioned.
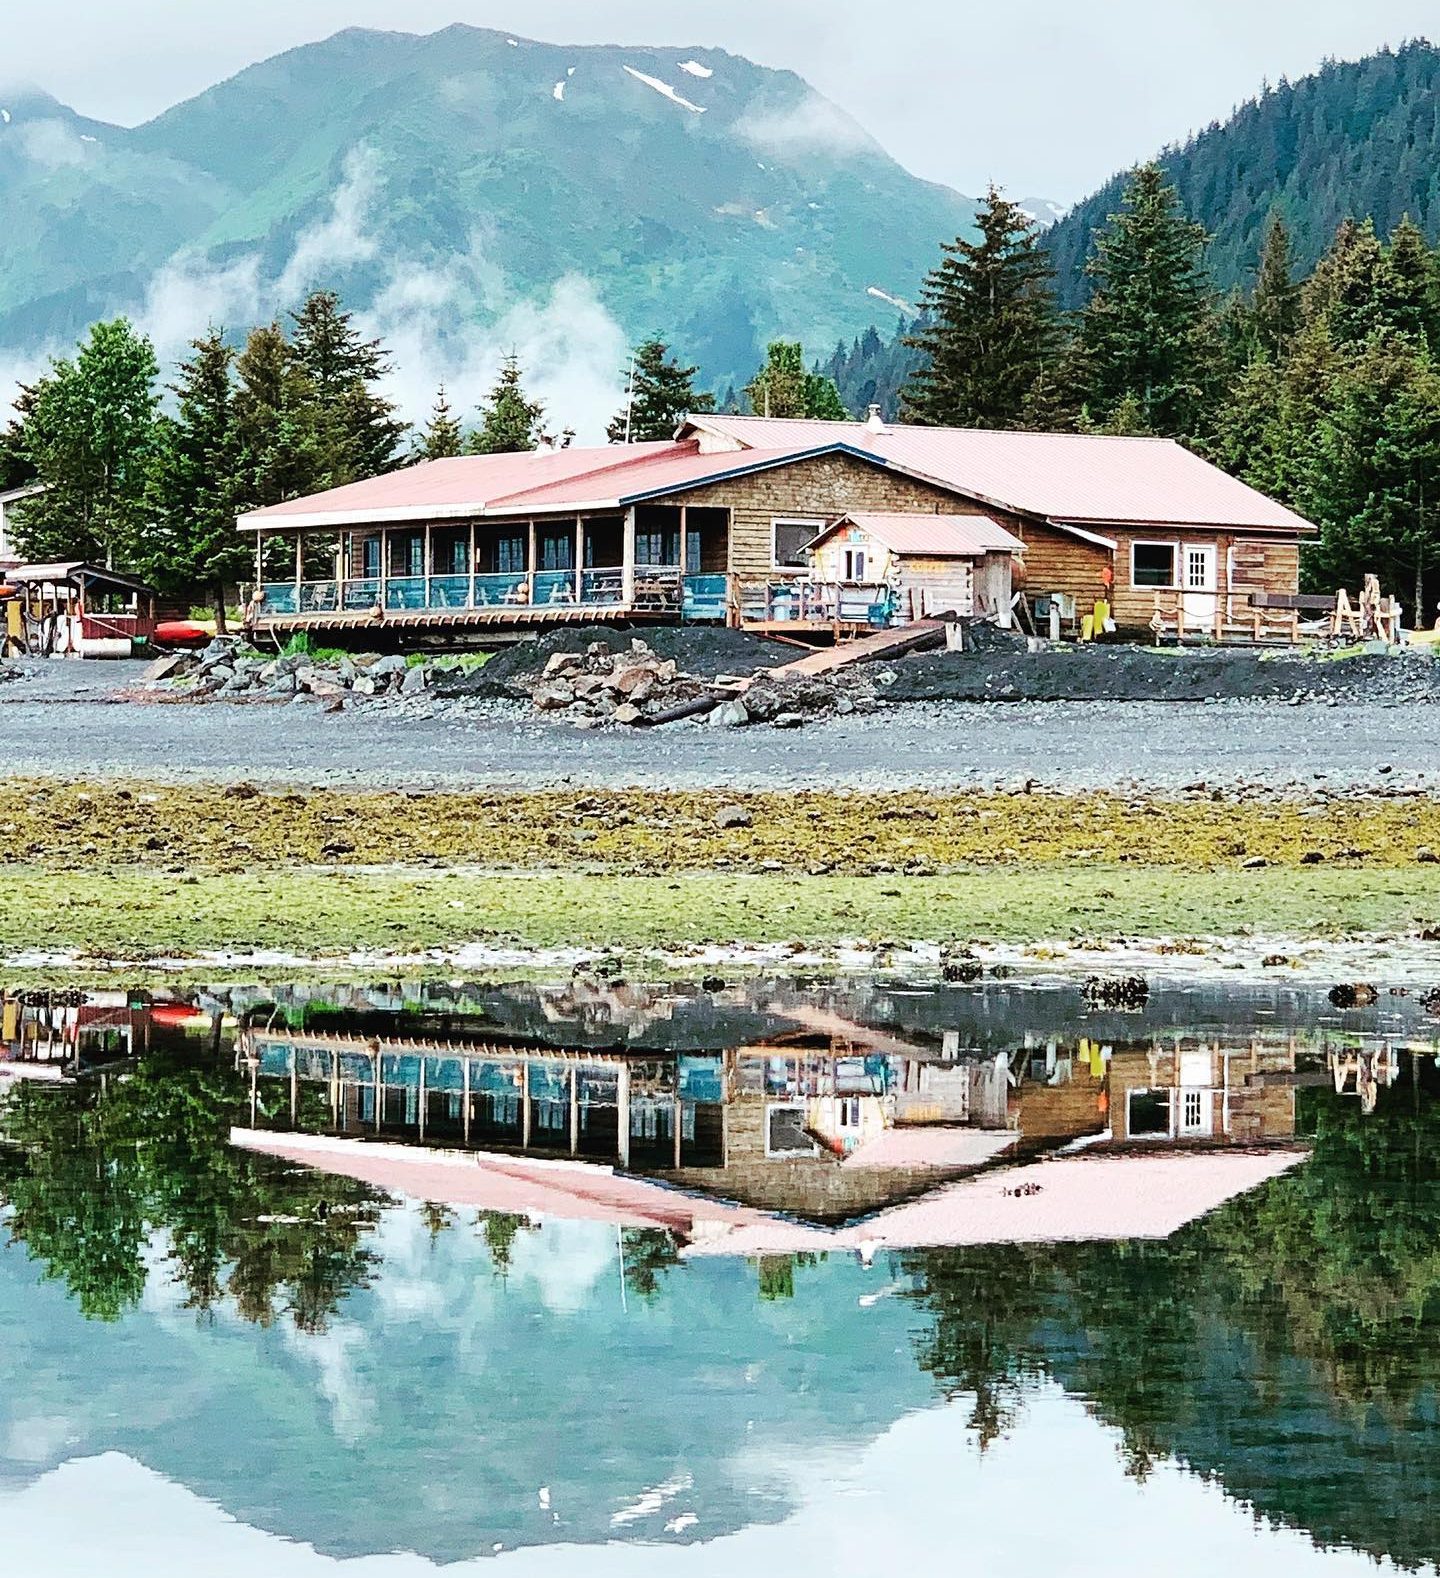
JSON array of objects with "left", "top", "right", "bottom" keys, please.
[
  {"left": 294, "top": 534, "right": 304, "bottom": 602},
  {"left": 423, "top": 521, "right": 433, "bottom": 611},
  {"left": 378, "top": 528, "right": 389, "bottom": 612},
  {"left": 254, "top": 532, "right": 264, "bottom": 595},
  {"left": 374, "top": 1050, "right": 382, "bottom": 1132},
  {"left": 418, "top": 1055, "right": 426, "bottom": 1142},
  {"left": 673, "top": 1086, "right": 683, "bottom": 1170},
  {"left": 463, "top": 1058, "right": 471, "bottom": 1145},
  {"left": 622, "top": 507, "right": 637, "bottom": 607},
  {"left": 527, "top": 519, "right": 537, "bottom": 605},
  {"left": 522, "top": 1058, "right": 532, "bottom": 1149},
  {"left": 569, "top": 1068, "right": 580, "bottom": 1156},
  {"left": 617, "top": 1060, "right": 631, "bottom": 1168},
  {"left": 290, "top": 1045, "right": 298, "bottom": 1126},
  {"left": 331, "top": 1049, "right": 340, "bottom": 1129},
  {"left": 467, "top": 521, "right": 477, "bottom": 608},
  {"left": 337, "top": 532, "right": 348, "bottom": 612},
  {"left": 574, "top": 515, "right": 584, "bottom": 603}
]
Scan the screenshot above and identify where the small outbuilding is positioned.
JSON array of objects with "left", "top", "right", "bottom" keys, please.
[
  {"left": 2, "top": 562, "right": 158, "bottom": 658},
  {"left": 803, "top": 511, "right": 1024, "bottom": 624}
]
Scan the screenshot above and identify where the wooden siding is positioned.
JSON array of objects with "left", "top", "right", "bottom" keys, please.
[
  {"left": 899, "top": 557, "right": 974, "bottom": 616},
  {"left": 661, "top": 453, "right": 975, "bottom": 581},
  {"left": 1111, "top": 530, "right": 1304, "bottom": 633},
  {"left": 1013, "top": 521, "right": 1110, "bottom": 614}
]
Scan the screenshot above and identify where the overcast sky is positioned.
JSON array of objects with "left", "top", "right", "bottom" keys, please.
[{"left": 3, "top": 0, "right": 1437, "bottom": 201}]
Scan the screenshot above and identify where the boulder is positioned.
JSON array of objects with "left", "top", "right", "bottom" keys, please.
[
  {"left": 714, "top": 805, "right": 753, "bottom": 829},
  {"left": 610, "top": 666, "right": 656, "bottom": 703},
  {"left": 772, "top": 712, "right": 805, "bottom": 730},
  {"left": 708, "top": 697, "right": 751, "bottom": 728},
  {"left": 533, "top": 681, "right": 576, "bottom": 711},
  {"left": 611, "top": 702, "right": 644, "bottom": 726},
  {"left": 370, "top": 653, "right": 408, "bottom": 678},
  {"left": 400, "top": 664, "right": 429, "bottom": 695},
  {"left": 544, "top": 651, "right": 584, "bottom": 678}
]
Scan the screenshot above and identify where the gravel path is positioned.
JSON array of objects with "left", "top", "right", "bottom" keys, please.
[{"left": 4, "top": 660, "right": 1440, "bottom": 792}]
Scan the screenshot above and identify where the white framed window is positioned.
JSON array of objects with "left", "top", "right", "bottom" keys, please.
[
  {"left": 772, "top": 517, "right": 824, "bottom": 571},
  {"left": 1131, "top": 541, "right": 1179, "bottom": 589},
  {"left": 1127, "top": 1088, "right": 1172, "bottom": 1138},
  {"left": 765, "top": 1103, "right": 817, "bottom": 1157},
  {"left": 837, "top": 1097, "right": 862, "bottom": 1130},
  {"left": 842, "top": 548, "right": 867, "bottom": 581}
]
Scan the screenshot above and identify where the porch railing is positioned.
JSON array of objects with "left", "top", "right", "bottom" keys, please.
[
  {"left": 738, "top": 579, "right": 900, "bottom": 627},
  {"left": 254, "top": 568, "right": 658, "bottom": 618}
]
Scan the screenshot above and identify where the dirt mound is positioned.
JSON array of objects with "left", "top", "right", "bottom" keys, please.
[
  {"left": 887, "top": 643, "right": 1440, "bottom": 704},
  {"left": 434, "top": 625, "right": 793, "bottom": 699}
]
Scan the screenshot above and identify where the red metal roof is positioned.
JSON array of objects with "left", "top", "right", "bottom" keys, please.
[
  {"left": 240, "top": 442, "right": 682, "bottom": 524},
  {"left": 818, "top": 511, "right": 1025, "bottom": 557},
  {"left": 687, "top": 416, "right": 1317, "bottom": 534},
  {"left": 237, "top": 416, "right": 1317, "bottom": 538}
]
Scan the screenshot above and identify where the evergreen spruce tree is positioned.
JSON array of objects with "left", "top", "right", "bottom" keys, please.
[
  {"left": 142, "top": 330, "right": 248, "bottom": 622},
  {"left": 415, "top": 385, "right": 465, "bottom": 460},
  {"left": 288, "top": 289, "right": 406, "bottom": 484},
  {"left": 1384, "top": 214, "right": 1439, "bottom": 348},
  {"left": 608, "top": 338, "right": 715, "bottom": 442},
  {"left": 1077, "top": 164, "right": 1217, "bottom": 437},
  {"left": 469, "top": 354, "right": 544, "bottom": 454},
  {"left": 744, "top": 341, "right": 847, "bottom": 419},
  {"left": 903, "top": 184, "right": 1066, "bottom": 428},
  {"left": 13, "top": 318, "right": 160, "bottom": 567},
  {"left": 1250, "top": 213, "right": 1302, "bottom": 361},
  {"left": 233, "top": 323, "right": 324, "bottom": 509}
]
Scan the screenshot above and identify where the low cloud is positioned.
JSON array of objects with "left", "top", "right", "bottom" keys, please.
[
  {"left": 17, "top": 118, "right": 87, "bottom": 168},
  {"left": 0, "top": 139, "right": 629, "bottom": 440},
  {"left": 276, "top": 144, "right": 383, "bottom": 301},
  {"left": 737, "top": 93, "right": 880, "bottom": 158}
]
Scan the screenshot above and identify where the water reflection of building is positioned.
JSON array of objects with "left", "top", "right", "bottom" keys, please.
[
  {"left": 238, "top": 1023, "right": 1010, "bottom": 1220},
  {"left": 1, "top": 989, "right": 155, "bottom": 1080}
]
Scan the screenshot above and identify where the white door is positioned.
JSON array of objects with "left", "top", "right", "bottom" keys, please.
[{"left": 1181, "top": 544, "right": 1218, "bottom": 632}]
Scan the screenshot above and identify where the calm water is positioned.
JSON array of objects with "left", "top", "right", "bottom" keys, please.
[{"left": 2, "top": 975, "right": 1439, "bottom": 1576}]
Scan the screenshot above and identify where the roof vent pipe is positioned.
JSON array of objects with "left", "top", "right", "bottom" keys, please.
[{"left": 865, "top": 404, "right": 887, "bottom": 434}]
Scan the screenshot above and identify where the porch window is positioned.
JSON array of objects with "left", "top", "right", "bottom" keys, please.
[
  {"left": 772, "top": 518, "right": 822, "bottom": 570},
  {"left": 431, "top": 528, "right": 469, "bottom": 575},
  {"left": 358, "top": 537, "right": 381, "bottom": 578},
  {"left": 538, "top": 532, "right": 575, "bottom": 572},
  {"left": 389, "top": 532, "right": 424, "bottom": 578},
  {"left": 1131, "top": 541, "right": 1178, "bottom": 588},
  {"left": 494, "top": 535, "right": 526, "bottom": 574},
  {"left": 636, "top": 528, "right": 681, "bottom": 566},
  {"left": 843, "top": 548, "right": 867, "bottom": 581}
]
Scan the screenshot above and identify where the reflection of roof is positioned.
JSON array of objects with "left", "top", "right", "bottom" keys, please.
[
  {"left": 807, "top": 511, "right": 1026, "bottom": 558},
  {"left": 683, "top": 415, "right": 1318, "bottom": 534},
  {"left": 233, "top": 1131, "right": 1306, "bottom": 1255}
]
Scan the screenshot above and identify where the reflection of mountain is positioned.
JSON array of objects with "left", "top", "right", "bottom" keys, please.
[{"left": 0, "top": 1208, "right": 932, "bottom": 1559}]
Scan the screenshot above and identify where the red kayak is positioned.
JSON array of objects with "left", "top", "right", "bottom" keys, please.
[{"left": 155, "top": 619, "right": 217, "bottom": 646}]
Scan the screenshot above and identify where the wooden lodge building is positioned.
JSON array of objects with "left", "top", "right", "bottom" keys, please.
[{"left": 237, "top": 413, "right": 1317, "bottom": 644}]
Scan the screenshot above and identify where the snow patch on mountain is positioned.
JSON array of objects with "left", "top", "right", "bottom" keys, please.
[
  {"left": 678, "top": 61, "right": 713, "bottom": 78},
  {"left": 552, "top": 81, "right": 565, "bottom": 101},
  {"left": 622, "top": 66, "right": 706, "bottom": 114},
  {"left": 867, "top": 285, "right": 913, "bottom": 312}
]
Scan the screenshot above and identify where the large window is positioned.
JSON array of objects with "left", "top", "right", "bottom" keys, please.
[
  {"left": 772, "top": 518, "right": 822, "bottom": 570},
  {"left": 1131, "top": 541, "right": 1178, "bottom": 588}
]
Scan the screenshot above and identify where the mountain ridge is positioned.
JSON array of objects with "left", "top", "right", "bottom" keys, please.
[{"left": 0, "top": 25, "right": 981, "bottom": 416}]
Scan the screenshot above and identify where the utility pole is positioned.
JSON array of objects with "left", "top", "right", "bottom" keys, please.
[{"left": 623, "top": 353, "right": 636, "bottom": 444}]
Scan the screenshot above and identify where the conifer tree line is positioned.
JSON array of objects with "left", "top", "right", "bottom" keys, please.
[{"left": 887, "top": 170, "right": 1440, "bottom": 612}]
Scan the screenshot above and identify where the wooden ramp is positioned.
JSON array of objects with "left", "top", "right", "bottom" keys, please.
[{"left": 769, "top": 618, "right": 947, "bottom": 677}]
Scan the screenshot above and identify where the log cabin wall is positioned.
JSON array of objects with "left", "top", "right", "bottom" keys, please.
[
  {"left": 1011, "top": 520, "right": 1110, "bottom": 613},
  {"left": 660, "top": 453, "right": 986, "bottom": 582},
  {"left": 1108, "top": 530, "right": 1305, "bottom": 633}
]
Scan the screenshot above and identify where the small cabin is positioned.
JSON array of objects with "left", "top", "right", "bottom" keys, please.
[{"left": 802, "top": 511, "right": 1024, "bottom": 625}]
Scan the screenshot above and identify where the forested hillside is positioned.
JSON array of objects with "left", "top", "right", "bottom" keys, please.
[{"left": 1047, "top": 40, "right": 1440, "bottom": 307}]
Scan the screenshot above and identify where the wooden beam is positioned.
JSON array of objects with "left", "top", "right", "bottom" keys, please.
[{"left": 622, "top": 507, "right": 637, "bottom": 606}]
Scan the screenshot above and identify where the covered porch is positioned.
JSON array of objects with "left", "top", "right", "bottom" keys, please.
[{"left": 245, "top": 504, "right": 732, "bottom": 631}]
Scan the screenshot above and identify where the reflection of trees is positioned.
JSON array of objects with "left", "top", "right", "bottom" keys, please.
[
  {"left": 756, "top": 1252, "right": 824, "bottom": 1302},
  {"left": 621, "top": 1228, "right": 682, "bottom": 1301},
  {"left": 0, "top": 1051, "right": 382, "bottom": 1331},
  {"left": 477, "top": 1211, "right": 533, "bottom": 1277},
  {"left": 905, "top": 1075, "right": 1440, "bottom": 1567}
]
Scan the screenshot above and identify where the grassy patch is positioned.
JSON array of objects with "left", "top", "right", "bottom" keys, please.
[{"left": 6, "top": 864, "right": 1440, "bottom": 959}]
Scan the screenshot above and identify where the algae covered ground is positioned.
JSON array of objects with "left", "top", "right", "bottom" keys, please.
[
  {"left": 6, "top": 778, "right": 1440, "bottom": 961},
  {"left": 6, "top": 864, "right": 1440, "bottom": 960}
]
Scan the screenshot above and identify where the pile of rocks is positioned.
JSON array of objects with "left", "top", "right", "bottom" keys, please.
[
  {"left": 145, "top": 642, "right": 433, "bottom": 703},
  {"left": 523, "top": 638, "right": 883, "bottom": 728}
]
